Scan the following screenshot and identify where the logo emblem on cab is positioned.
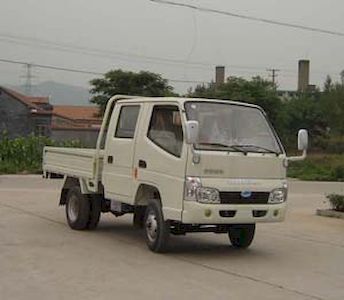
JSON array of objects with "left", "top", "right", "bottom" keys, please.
[{"left": 241, "top": 191, "right": 252, "bottom": 198}]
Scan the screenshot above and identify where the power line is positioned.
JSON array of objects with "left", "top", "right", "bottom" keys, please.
[
  {"left": 0, "top": 58, "right": 103, "bottom": 75},
  {"left": 9, "top": 32, "right": 337, "bottom": 76},
  {"left": 0, "top": 58, "right": 209, "bottom": 84},
  {"left": 150, "top": 0, "right": 344, "bottom": 37},
  {"left": 2, "top": 57, "right": 341, "bottom": 89},
  {"left": 0, "top": 33, "right": 210, "bottom": 69},
  {"left": 2, "top": 56, "right": 342, "bottom": 85},
  {"left": 1, "top": 57, "right": 340, "bottom": 86},
  {"left": 0, "top": 32, "right": 284, "bottom": 73}
]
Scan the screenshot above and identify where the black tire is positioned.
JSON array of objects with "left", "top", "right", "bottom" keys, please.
[
  {"left": 228, "top": 224, "right": 255, "bottom": 249},
  {"left": 144, "top": 199, "right": 170, "bottom": 253},
  {"left": 65, "top": 186, "right": 101, "bottom": 230}
]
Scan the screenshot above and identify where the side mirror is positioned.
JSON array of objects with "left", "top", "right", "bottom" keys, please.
[
  {"left": 288, "top": 129, "right": 309, "bottom": 162},
  {"left": 298, "top": 129, "right": 309, "bottom": 151},
  {"left": 185, "top": 120, "right": 199, "bottom": 144}
]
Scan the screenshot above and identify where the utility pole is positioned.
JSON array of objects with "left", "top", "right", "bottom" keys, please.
[
  {"left": 267, "top": 68, "right": 280, "bottom": 86},
  {"left": 23, "top": 63, "right": 34, "bottom": 96}
]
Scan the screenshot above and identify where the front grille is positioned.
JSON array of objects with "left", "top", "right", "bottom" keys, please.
[{"left": 219, "top": 192, "right": 270, "bottom": 204}]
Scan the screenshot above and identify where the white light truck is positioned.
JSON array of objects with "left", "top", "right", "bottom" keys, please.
[{"left": 43, "top": 95, "right": 308, "bottom": 253}]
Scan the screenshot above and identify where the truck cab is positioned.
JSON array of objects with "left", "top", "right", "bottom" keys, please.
[{"left": 43, "top": 95, "right": 308, "bottom": 253}]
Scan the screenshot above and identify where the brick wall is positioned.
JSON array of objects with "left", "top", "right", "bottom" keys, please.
[{"left": 0, "top": 90, "right": 34, "bottom": 138}]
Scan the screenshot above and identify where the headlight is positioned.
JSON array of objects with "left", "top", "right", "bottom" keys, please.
[
  {"left": 268, "top": 187, "right": 288, "bottom": 204},
  {"left": 184, "top": 177, "right": 220, "bottom": 204},
  {"left": 197, "top": 187, "right": 220, "bottom": 204}
]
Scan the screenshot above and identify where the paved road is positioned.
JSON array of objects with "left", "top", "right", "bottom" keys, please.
[{"left": 0, "top": 176, "right": 343, "bottom": 300}]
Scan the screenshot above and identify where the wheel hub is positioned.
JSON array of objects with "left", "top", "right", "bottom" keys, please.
[
  {"left": 145, "top": 211, "right": 158, "bottom": 243},
  {"left": 68, "top": 194, "right": 79, "bottom": 222}
]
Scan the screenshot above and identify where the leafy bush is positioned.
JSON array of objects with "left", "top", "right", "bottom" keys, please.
[
  {"left": 326, "top": 194, "right": 344, "bottom": 212},
  {"left": 316, "top": 136, "right": 344, "bottom": 154},
  {"left": 288, "top": 154, "right": 344, "bottom": 181},
  {"left": 0, "top": 132, "right": 83, "bottom": 174}
]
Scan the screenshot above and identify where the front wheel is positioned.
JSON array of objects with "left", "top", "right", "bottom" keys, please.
[
  {"left": 228, "top": 224, "right": 255, "bottom": 249},
  {"left": 144, "top": 200, "right": 170, "bottom": 253}
]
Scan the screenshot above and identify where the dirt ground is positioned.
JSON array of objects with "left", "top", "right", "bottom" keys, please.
[{"left": 0, "top": 176, "right": 343, "bottom": 300}]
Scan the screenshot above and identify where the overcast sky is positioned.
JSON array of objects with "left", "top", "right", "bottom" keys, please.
[{"left": 0, "top": 0, "right": 344, "bottom": 95}]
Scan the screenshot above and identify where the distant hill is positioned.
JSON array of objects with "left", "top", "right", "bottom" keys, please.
[{"left": 15, "top": 81, "right": 93, "bottom": 105}]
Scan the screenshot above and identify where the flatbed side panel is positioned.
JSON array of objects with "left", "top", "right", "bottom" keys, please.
[{"left": 43, "top": 147, "right": 103, "bottom": 180}]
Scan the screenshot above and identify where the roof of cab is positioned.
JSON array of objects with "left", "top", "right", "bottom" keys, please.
[{"left": 115, "top": 96, "right": 261, "bottom": 110}]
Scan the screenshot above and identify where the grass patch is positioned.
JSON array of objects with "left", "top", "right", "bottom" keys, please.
[{"left": 288, "top": 154, "right": 344, "bottom": 181}]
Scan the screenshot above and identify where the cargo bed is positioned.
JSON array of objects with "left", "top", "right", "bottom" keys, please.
[{"left": 43, "top": 147, "right": 104, "bottom": 180}]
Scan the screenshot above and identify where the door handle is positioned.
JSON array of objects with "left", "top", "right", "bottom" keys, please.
[
  {"left": 107, "top": 155, "right": 114, "bottom": 164},
  {"left": 138, "top": 160, "right": 147, "bottom": 169}
]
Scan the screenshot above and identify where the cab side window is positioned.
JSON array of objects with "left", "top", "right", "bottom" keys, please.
[
  {"left": 148, "top": 105, "right": 183, "bottom": 157},
  {"left": 115, "top": 105, "right": 140, "bottom": 138}
]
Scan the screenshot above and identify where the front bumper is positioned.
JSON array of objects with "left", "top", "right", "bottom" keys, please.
[{"left": 182, "top": 201, "right": 287, "bottom": 224}]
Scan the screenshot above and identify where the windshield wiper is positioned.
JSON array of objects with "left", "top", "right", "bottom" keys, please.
[
  {"left": 197, "top": 143, "right": 247, "bottom": 154},
  {"left": 230, "top": 144, "right": 280, "bottom": 156}
]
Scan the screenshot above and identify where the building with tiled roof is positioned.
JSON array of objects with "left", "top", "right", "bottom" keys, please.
[
  {"left": 52, "top": 105, "right": 101, "bottom": 128},
  {"left": 0, "top": 86, "right": 101, "bottom": 145},
  {"left": 0, "top": 87, "right": 53, "bottom": 137}
]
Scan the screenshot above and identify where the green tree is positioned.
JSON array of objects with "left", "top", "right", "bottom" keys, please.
[
  {"left": 340, "top": 70, "right": 344, "bottom": 86},
  {"left": 90, "top": 69, "right": 177, "bottom": 112},
  {"left": 281, "top": 95, "right": 327, "bottom": 148},
  {"left": 324, "top": 75, "right": 334, "bottom": 93},
  {"left": 188, "top": 76, "right": 282, "bottom": 126},
  {"left": 320, "top": 82, "right": 344, "bottom": 135}
]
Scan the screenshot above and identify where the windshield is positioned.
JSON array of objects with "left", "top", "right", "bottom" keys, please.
[{"left": 184, "top": 101, "right": 282, "bottom": 154}]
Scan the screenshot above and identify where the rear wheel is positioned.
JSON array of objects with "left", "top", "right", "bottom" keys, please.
[
  {"left": 144, "top": 200, "right": 170, "bottom": 253},
  {"left": 228, "top": 224, "right": 255, "bottom": 249},
  {"left": 66, "top": 186, "right": 101, "bottom": 230}
]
